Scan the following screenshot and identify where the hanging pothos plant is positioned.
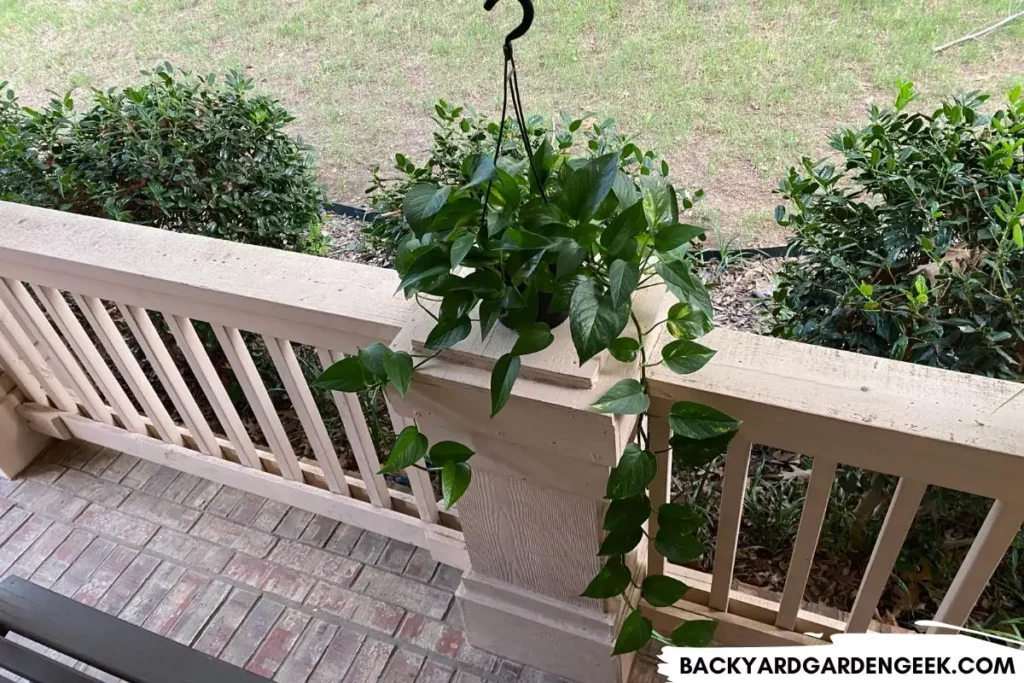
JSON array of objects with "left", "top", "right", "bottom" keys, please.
[{"left": 315, "top": 120, "right": 740, "bottom": 653}]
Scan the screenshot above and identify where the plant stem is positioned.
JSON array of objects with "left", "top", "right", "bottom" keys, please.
[{"left": 414, "top": 294, "right": 439, "bottom": 322}]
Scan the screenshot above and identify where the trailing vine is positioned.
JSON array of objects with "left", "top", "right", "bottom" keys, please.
[{"left": 315, "top": 116, "right": 740, "bottom": 653}]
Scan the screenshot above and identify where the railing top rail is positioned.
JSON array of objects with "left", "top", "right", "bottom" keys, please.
[
  {"left": 648, "top": 328, "right": 1024, "bottom": 501},
  {"left": 0, "top": 202, "right": 413, "bottom": 351}
]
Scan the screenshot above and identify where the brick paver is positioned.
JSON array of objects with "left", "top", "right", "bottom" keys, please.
[{"left": 0, "top": 442, "right": 573, "bottom": 683}]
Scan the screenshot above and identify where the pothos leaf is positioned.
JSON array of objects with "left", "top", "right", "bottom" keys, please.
[
  {"left": 581, "top": 556, "right": 631, "bottom": 598},
  {"left": 604, "top": 494, "right": 651, "bottom": 531},
  {"left": 641, "top": 575, "right": 689, "bottom": 607},
  {"left": 314, "top": 356, "right": 366, "bottom": 392},
  {"left": 613, "top": 610, "right": 653, "bottom": 655},
  {"left": 598, "top": 524, "right": 643, "bottom": 555},
  {"left": 668, "top": 402, "right": 741, "bottom": 440},
  {"left": 441, "top": 461, "right": 472, "bottom": 509},
  {"left": 429, "top": 441, "right": 474, "bottom": 465},
  {"left": 383, "top": 350, "right": 414, "bottom": 398},
  {"left": 661, "top": 339, "right": 716, "bottom": 375},
  {"left": 606, "top": 444, "right": 657, "bottom": 499},
  {"left": 425, "top": 315, "right": 472, "bottom": 352},
  {"left": 608, "top": 260, "right": 640, "bottom": 309},
  {"left": 490, "top": 353, "right": 521, "bottom": 416},
  {"left": 569, "top": 280, "right": 631, "bottom": 365},
  {"left": 591, "top": 379, "right": 650, "bottom": 414},
  {"left": 608, "top": 337, "right": 640, "bottom": 363},
  {"left": 511, "top": 323, "right": 554, "bottom": 356},
  {"left": 670, "top": 620, "right": 716, "bottom": 647},
  {"left": 479, "top": 299, "right": 501, "bottom": 340},
  {"left": 380, "top": 425, "right": 427, "bottom": 473}
]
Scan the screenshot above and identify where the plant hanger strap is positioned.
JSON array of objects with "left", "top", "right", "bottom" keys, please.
[{"left": 481, "top": 0, "right": 547, "bottom": 234}]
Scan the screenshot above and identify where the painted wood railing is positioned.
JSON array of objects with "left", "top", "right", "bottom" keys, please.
[
  {"left": 0, "top": 201, "right": 1022, "bottom": 681},
  {"left": 0, "top": 201, "right": 465, "bottom": 569},
  {"left": 645, "top": 329, "right": 1024, "bottom": 645}
]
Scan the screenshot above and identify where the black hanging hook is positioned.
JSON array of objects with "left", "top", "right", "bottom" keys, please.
[{"left": 484, "top": 0, "right": 534, "bottom": 47}]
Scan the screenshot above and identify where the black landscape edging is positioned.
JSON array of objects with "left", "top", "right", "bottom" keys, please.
[{"left": 326, "top": 202, "right": 795, "bottom": 262}]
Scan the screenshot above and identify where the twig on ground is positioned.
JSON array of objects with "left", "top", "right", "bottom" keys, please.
[{"left": 934, "top": 10, "right": 1024, "bottom": 53}]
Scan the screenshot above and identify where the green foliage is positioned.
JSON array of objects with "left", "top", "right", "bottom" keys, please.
[
  {"left": 364, "top": 101, "right": 664, "bottom": 259},
  {"left": 771, "top": 84, "right": 1024, "bottom": 378},
  {"left": 318, "top": 111, "right": 736, "bottom": 654},
  {"left": 0, "top": 65, "right": 326, "bottom": 253}
]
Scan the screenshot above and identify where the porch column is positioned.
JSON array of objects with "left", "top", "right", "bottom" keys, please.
[
  {"left": 0, "top": 371, "right": 55, "bottom": 479},
  {"left": 390, "top": 290, "right": 664, "bottom": 683}
]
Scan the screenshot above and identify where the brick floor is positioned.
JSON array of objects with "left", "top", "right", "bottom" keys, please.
[{"left": 0, "top": 442, "right": 576, "bottom": 683}]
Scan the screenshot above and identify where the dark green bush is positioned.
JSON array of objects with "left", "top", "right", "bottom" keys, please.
[
  {"left": 771, "top": 82, "right": 1024, "bottom": 379},
  {"left": 0, "top": 64, "right": 327, "bottom": 253}
]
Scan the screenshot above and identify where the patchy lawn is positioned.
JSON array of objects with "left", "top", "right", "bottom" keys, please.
[{"left": 2, "top": 0, "right": 1022, "bottom": 245}]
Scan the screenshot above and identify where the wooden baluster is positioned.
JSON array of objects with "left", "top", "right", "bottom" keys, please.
[
  {"left": 117, "top": 304, "right": 220, "bottom": 456},
  {"left": 0, "top": 329, "right": 48, "bottom": 406},
  {"left": 647, "top": 415, "right": 672, "bottom": 578},
  {"left": 0, "top": 299, "right": 77, "bottom": 413},
  {"left": 846, "top": 477, "right": 928, "bottom": 633},
  {"left": 163, "top": 314, "right": 262, "bottom": 469},
  {"left": 385, "top": 398, "right": 439, "bottom": 523},
  {"left": 928, "top": 500, "right": 1024, "bottom": 632},
  {"left": 72, "top": 294, "right": 183, "bottom": 446},
  {"left": 709, "top": 436, "right": 753, "bottom": 612},
  {"left": 211, "top": 325, "right": 303, "bottom": 482},
  {"left": 775, "top": 457, "right": 837, "bottom": 630},
  {"left": 317, "top": 349, "right": 390, "bottom": 508},
  {"left": 32, "top": 285, "right": 148, "bottom": 435},
  {"left": 0, "top": 279, "right": 111, "bottom": 424},
  {"left": 262, "top": 336, "right": 349, "bottom": 495}
]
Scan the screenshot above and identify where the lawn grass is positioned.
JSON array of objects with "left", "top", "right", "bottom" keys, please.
[{"left": 2, "top": 0, "right": 1022, "bottom": 245}]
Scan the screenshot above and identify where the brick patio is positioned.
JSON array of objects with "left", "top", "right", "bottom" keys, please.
[{"left": 0, "top": 440, "right": 575, "bottom": 683}]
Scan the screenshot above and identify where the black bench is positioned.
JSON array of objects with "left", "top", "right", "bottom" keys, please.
[{"left": 0, "top": 576, "right": 270, "bottom": 683}]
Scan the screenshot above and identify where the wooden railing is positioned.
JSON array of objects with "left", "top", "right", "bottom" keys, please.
[
  {"left": 0, "top": 201, "right": 465, "bottom": 568},
  {"left": 644, "top": 328, "right": 1024, "bottom": 644},
  {"left": 0, "top": 201, "right": 1022, "bottom": 678}
]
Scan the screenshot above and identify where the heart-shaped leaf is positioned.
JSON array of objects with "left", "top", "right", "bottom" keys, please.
[
  {"left": 581, "top": 556, "right": 631, "bottom": 599},
  {"left": 641, "top": 575, "right": 689, "bottom": 607},
  {"left": 608, "top": 260, "right": 640, "bottom": 309},
  {"left": 655, "top": 529, "right": 705, "bottom": 564},
  {"left": 592, "top": 379, "right": 650, "bottom": 414},
  {"left": 670, "top": 620, "right": 716, "bottom": 647},
  {"left": 425, "top": 315, "right": 472, "bottom": 352},
  {"left": 381, "top": 425, "right": 427, "bottom": 473},
  {"left": 613, "top": 610, "right": 652, "bottom": 655},
  {"left": 450, "top": 233, "right": 476, "bottom": 268},
  {"left": 314, "top": 356, "right": 367, "bottom": 393},
  {"left": 604, "top": 494, "right": 651, "bottom": 531},
  {"left": 490, "top": 353, "right": 521, "bottom": 416},
  {"left": 569, "top": 280, "right": 630, "bottom": 365},
  {"left": 598, "top": 525, "right": 643, "bottom": 555},
  {"left": 670, "top": 431, "right": 736, "bottom": 467},
  {"left": 429, "top": 441, "right": 475, "bottom": 465},
  {"left": 606, "top": 444, "right": 657, "bottom": 499},
  {"left": 668, "top": 402, "right": 741, "bottom": 440},
  {"left": 608, "top": 337, "right": 640, "bottom": 363},
  {"left": 441, "top": 461, "right": 472, "bottom": 509},
  {"left": 661, "top": 339, "right": 716, "bottom": 375},
  {"left": 404, "top": 184, "right": 451, "bottom": 234},
  {"left": 383, "top": 350, "right": 413, "bottom": 398},
  {"left": 511, "top": 323, "right": 554, "bottom": 356}
]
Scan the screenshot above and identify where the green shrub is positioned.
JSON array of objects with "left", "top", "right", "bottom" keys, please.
[
  {"left": 0, "top": 64, "right": 327, "bottom": 253},
  {"left": 771, "top": 82, "right": 1024, "bottom": 379},
  {"left": 363, "top": 100, "right": 648, "bottom": 259}
]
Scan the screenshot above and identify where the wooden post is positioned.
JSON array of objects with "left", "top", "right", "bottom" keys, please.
[
  {"left": 0, "top": 371, "right": 54, "bottom": 479},
  {"left": 390, "top": 290, "right": 666, "bottom": 683}
]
